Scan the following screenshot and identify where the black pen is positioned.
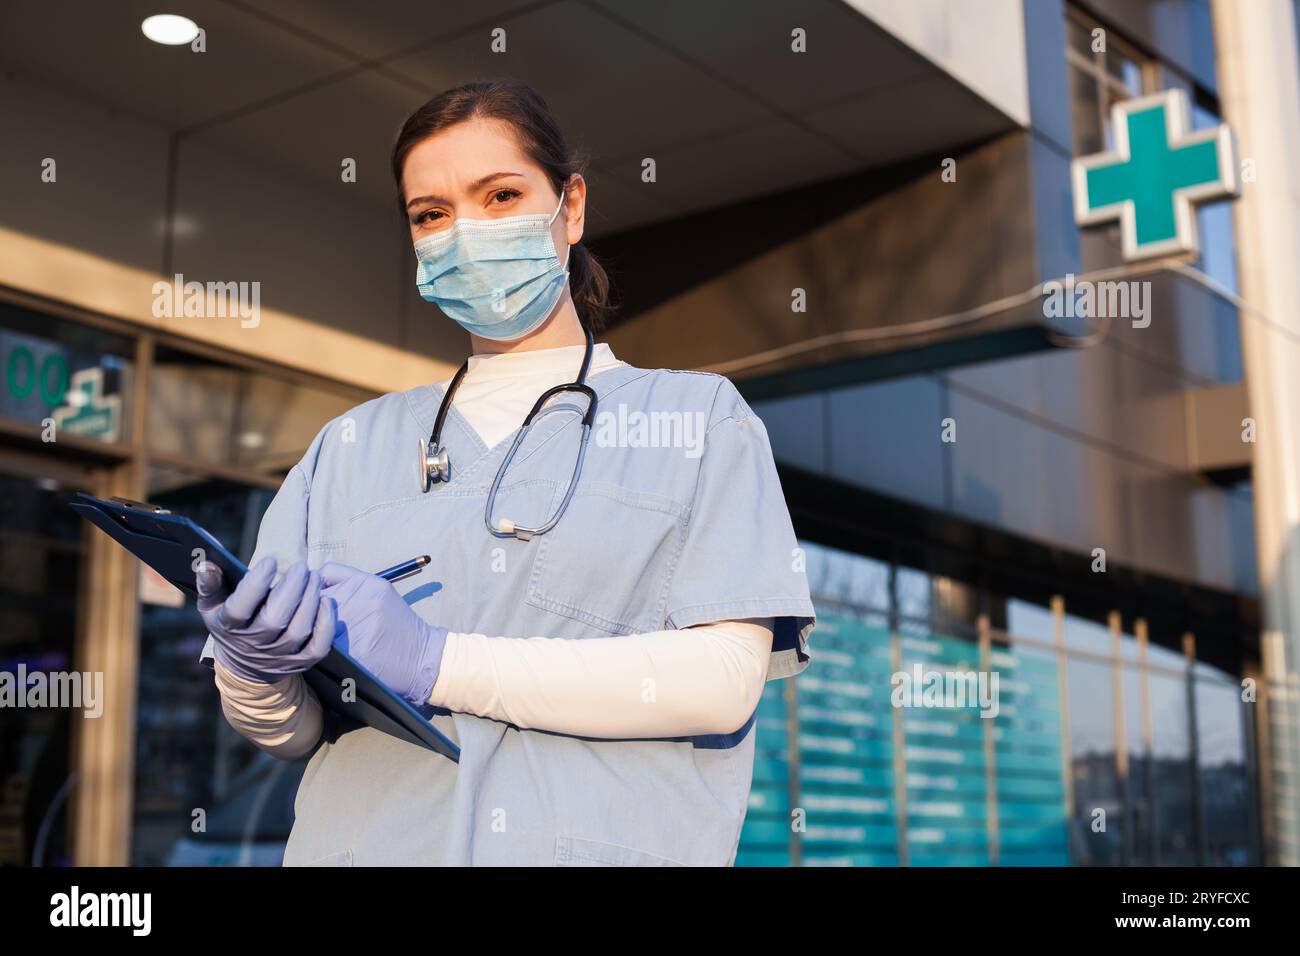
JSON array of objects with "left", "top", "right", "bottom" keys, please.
[{"left": 377, "top": 555, "right": 431, "bottom": 583}]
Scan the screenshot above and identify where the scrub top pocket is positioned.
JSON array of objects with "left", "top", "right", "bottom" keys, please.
[
  {"left": 554, "top": 835, "right": 686, "bottom": 867},
  {"left": 525, "top": 481, "right": 685, "bottom": 635}
]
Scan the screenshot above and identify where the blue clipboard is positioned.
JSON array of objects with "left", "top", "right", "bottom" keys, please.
[{"left": 68, "top": 492, "right": 459, "bottom": 762}]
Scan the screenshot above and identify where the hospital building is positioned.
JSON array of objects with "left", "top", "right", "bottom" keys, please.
[{"left": 1, "top": 0, "right": 1299, "bottom": 866}]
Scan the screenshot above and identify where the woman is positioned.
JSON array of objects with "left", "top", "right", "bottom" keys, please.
[{"left": 194, "top": 79, "right": 814, "bottom": 867}]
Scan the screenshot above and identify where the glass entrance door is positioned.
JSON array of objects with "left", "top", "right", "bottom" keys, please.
[{"left": 0, "top": 451, "right": 95, "bottom": 866}]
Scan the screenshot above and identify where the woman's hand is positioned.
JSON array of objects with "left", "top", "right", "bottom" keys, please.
[
  {"left": 320, "top": 563, "right": 448, "bottom": 709},
  {"left": 196, "top": 557, "right": 336, "bottom": 684}
]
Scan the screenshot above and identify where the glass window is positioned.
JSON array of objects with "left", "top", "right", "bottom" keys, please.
[
  {"left": 902, "top": 631, "right": 988, "bottom": 866},
  {"left": 736, "top": 677, "right": 793, "bottom": 866},
  {"left": 1063, "top": 612, "right": 1111, "bottom": 656},
  {"left": 992, "top": 640, "right": 1069, "bottom": 865},
  {"left": 1149, "top": 671, "right": 1196, "bottom": 864},
  {"left": 1195, "top": 678, "right": 1258, "bottom": 864},
  {"left": 1004, "top": 598, "right": 1054, "bottom": 642},
  {"left": 1192, "top": 102, "right": 1240, "bottom": 295},
  {"left": 147, "top": 346, "right": 364, "bottom": 477},
  {"left": 1121, "top": 665, "right": 1153, "bottom": 863},
  {"left": 1068, "top": 64, "right": 1105, "bottom": 156},
  {"left": 1066, "top": 657, "right": 1122, "bottom": 864},
  {"left": 796, "top": 609, "right": 898, "bottom": 866},
  {"left": 1105, "top": 49, "right": 1144, "bottom": 94},
  {"left": 933, "top": 575, "right": 979, "bottom": 639},
  {"left": 0, "top": 302, "right": 134, "bottom": 446},
  {"left": 1067, "top": 16, "right": 1094, "bottom": 59},
  {"left": 895, "top": 566, "right": 931, "bottom": 634},
  {"left": 803, "top": 540, "right": 890, "bottom": 612}
]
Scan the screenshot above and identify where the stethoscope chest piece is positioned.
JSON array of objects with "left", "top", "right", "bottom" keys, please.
[{"left": 419, "top": 437, "right": 450, "bottom": 491}]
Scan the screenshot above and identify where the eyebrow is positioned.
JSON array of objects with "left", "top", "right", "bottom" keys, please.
[{"left": 405, "top": 171, "right": 526, "bottom": 210}]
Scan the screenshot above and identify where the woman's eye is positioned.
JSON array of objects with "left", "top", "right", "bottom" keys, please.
[
  {"left": 491, "top": 189, "right": 521, "bottom": 204},
  {"left": 412, "top": 209, "right": 444, "bottom": 226}
]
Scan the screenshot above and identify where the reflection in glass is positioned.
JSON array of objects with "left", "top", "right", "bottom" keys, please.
[
  {"left": 1067, "top": 658, "right": 1121, "bottom": 864},
  {"left": 736, "top": 677, "right": 793, "bottom": 866},
  {"left": 0, "top": 302, "right": 135, "bottom": 445},
  {"left": 992, "top": 640, "right": 1069, "bottom": 865},
  {"left": 1195, "top": 679, "right": 1257, "bottom": 864},
  {"left": 1005, "top": 599, "right": 1053, "bottom": 641},
  {"left": 1063, "top": 613, "right": 1111, "bottom": 656},
  {"left": 803, "top": 540, "right": 890, "bottom": 612},
  {"left": 1149, "top": 672, "right": 1196, "bottom": 864},
  {"left": 795, "top": 612, "right": 898, "bottom": 866},
  {"left": 902, "top": 632, "right": 988, "bottom": 866},
  {"left": 0, "top": 470, "right": 85, "bottom": 866},
  {"left": 895, "top": 567, "right": 930, "bottom": 618},
  {"left": 147, "top": 347, "right": 364, "bottom": 477},
  {"left": 1122, "top": 665, "right": 1153, "bottom": 863},
  {"left": 1069, "top": 65, "right": 1104, "bottom": 156}
]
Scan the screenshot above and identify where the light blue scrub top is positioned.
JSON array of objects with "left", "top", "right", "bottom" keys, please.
[{"left": 205, "top": 363, "right": 814, "bottom": 866}]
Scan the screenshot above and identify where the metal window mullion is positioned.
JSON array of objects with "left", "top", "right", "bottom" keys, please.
[
  {"left": 889, "top": 562, "right": 909, "bottom": 867},
  {"left": 1136, "top": 618, "right": 1157, "bottom": 864},
  {"left": 784, "top": 673, "right": 802, "bottom": 868},
  {"left": 979, "top": 614, "right": 999, "bottom": 865},
  {"left": 1110, "top": 610, "right": 1131, "bottom": 866},
  {"left": 1184, "top": 632, "right": 1207, "bottom": 864},
  {"left": 1053, "top": 596, "right": 1075, "bottom": 863}
]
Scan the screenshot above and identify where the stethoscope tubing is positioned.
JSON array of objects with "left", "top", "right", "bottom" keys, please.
[{"left": 422, "top": 328, "right": 598, "bottom": 540}]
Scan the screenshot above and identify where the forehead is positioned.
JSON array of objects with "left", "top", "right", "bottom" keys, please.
[{"left": 401, "top": 117, "right": 536, "bottom": 195}]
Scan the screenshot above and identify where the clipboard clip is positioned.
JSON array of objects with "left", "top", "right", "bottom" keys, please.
[{"left": 108, "top": 496, "right": 172, "bottom": 515}]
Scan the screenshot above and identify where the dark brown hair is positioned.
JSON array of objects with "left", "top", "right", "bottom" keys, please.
[{"left": 392, "top": 79, "right": 614, "bottom": 332}]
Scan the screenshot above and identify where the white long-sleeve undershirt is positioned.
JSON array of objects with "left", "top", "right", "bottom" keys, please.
[
  {"left": 212, "top": 342, "right": 776, "bottom": 757},
  {"left": 215, "top": 619, "right": 774, "bottom": 758}
]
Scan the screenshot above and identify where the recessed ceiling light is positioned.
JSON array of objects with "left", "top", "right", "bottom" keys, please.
[{"left": 141, "top": 14, "right": 199, "bottom": 46}]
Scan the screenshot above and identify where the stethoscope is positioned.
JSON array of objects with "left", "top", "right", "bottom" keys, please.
[{"left": 419, "top": 328, "right": 598, "bottom": 541}]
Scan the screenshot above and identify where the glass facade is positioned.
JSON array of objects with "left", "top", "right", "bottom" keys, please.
[{"left": 735, "top": 539, "right": 1262, "bottom": 866}]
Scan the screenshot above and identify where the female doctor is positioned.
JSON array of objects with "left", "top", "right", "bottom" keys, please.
[{"left": 194, "top": 79, "right": 814, "bottom": 867}]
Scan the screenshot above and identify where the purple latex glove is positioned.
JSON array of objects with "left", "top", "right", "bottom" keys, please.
[
  {"left": 320, "top": 562, "right": 448, "bottom": 709},
  {"left": 196, "top": 557, "right": 336, "bottom": 684}
]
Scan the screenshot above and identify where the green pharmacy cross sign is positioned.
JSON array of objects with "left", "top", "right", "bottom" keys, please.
[
  {"left": 53, "top": 367, "right": 121, "bottom": 442},
  {"left": 1072, "top": 89, "right": 1239, "bottom": 262}
]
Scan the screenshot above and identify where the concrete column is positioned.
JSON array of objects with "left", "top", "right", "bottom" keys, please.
[{"left": 1211, "top": 0, "right": 1300, "bottom": 866}]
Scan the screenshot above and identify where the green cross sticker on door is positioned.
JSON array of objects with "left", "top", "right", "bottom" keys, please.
[{"left": 1072, "top": 88, "right": 1239, "bottom": 262}]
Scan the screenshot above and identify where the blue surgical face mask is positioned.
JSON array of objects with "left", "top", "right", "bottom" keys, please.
[{"left": 413, "top": 191, "right": 571, "bottom": 341}]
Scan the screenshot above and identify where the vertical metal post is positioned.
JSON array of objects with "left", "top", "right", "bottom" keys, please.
[
  {"left": 890, "top": 627, "right": 908, "bottom": 867},
  {"left": 1052, "top": 595, "right": 1074, "bottom": 862},
  {"left": 1109, "top": 611, "right": 1130, "bottom": 865},
  {"left": 1184, "top": 632, "right": 1207, "bottom": 864},
  {"left": 1135, "top": 618, "right": 1157, "bottom": 864},
  {"left": 979, "top": 614, "right": 999, "bottom": 865},
  {"left": 783, "top": 675, "right": 802, "bottom": 868},
  {"left": 890, "top": 564, "right": 909, "bottom": 866}
]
